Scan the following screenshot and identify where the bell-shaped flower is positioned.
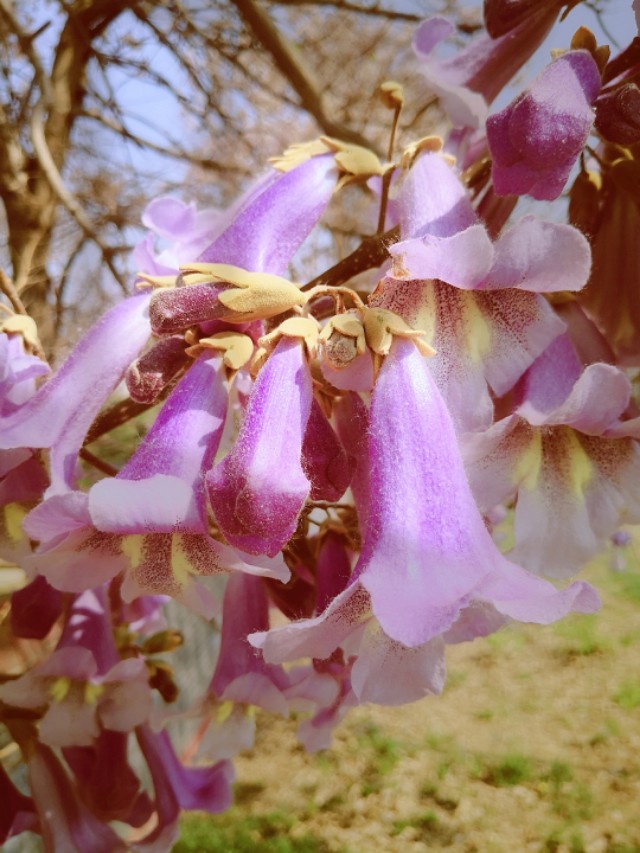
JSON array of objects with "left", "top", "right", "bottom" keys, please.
[
  {"left": 148, "top": 153, "right": 336, "bottom": 335},
  {"left": 135, "top": 726, "right": 234, "bottom": 852},
  {"left": 191, "top": 573, "right": 291, "bottom": 763},
  {"left": 0, "top": 588, "right": 153, "bottom": 748},
  {"left": 0, "top": 291, "right": 152, "bottom": 495},
  {"left": 25, "top": 353, "right": 288, "bottom": 616},
  {"left": 463, "top": 334, "right": 640, "bottom": 577},
  {"left": 27, "top": 743, "right": 128, "bottom": 853},
  {"left": 374, "top": 153, "right": 590, "bottom": 430},
  {"left": 134, "top": 196, "right": 223, "bottom": 276},
  {"left": 412, "top": 9, "right": 559, "bottom": 129},
  {"left": 253, "top": 339, "right": 599, "bottom": 704},
  {"left": 208, "top": 335, "right": 315, "bottom": 557},
  {"left": 487, "top": 50, "right": 601, "bottom": 200}
]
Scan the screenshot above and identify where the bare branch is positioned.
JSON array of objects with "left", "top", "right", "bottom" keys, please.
[
  {"left": 231, "top": 0, "right": 376, "bottom": 150},
  {"left": 0, "top": 265, "right": 29, "bottom": 315},
  {"left": 271, "top": 0, "right": 423, "bottom": 23}
]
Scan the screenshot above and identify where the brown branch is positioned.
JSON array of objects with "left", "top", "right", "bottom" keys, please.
[
  {"left": 0, "top": 266, "right": 29, "bottom": 315},
  {"left": 302, "top": 226, "right": 398, "bottom": 290},
  {"left": 231, "top": 0, "right": 376, "bottom": 151},
  {"left": 79, "top": 447, "right": 119, "bottom": 477},
  {"left": 271, "top": 0, "right": 423, "bottom": 22}
]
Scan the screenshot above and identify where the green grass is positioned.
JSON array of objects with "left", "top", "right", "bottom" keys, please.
[
  {"left": 553, "top": 615, "right": 609, "bottom": 657},
  {"left": 477, "top": 753, "right": 534, "bottom": 787},
  {"left": 173, "top": 811, "right": 334, "bottom": 853},
  {"left": 613, "top": 680, "right": 640, "bottom": 710}
]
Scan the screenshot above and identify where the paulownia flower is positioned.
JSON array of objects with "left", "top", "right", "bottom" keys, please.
[
  {"left": 135, "top": 725, "right": 234, "bottom": 852},
  {"left": 0, "top": 588, "right": 153, "bottom": 748},
  {"left": 0, "top": 292, "right": 152, "bottom": 495},
  {"left": 412, "top": 8, "right": 559, "bottom": 129},
  {"left": 374, "top": 152, "right": 590, "bottom": 430},
  {"left": 148, "top": 154, "right": 337, "bottom": 335},
  {"left": 487, "top": 50, "right": 602, "bottom": 200},
  {"left": 24, "top": 353, "right": 287, "bottom": 614},
  {"left": 207, "top": 336, "right": 314, "bottom": 557},
  {"left": 192, "top": 573, "right": 291, "bottom": 763},
  {"left": 252, "top": 339, "right": 599, "bottom": 703},
  {"left": 463, "top": 334, "right": 640, "bottom": 577}
]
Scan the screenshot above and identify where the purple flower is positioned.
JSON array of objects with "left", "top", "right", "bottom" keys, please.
[
  {"left": 463, "top": 335, "right": 640, "bottom": 577},
  {"left": 0, "top": 292, "right": 152, "bottom": 495},
  {"left": 253, "top": 339, "right": 599, "bottom": 703},
  {"left": 208, "top": 337, "right": 314, "bottom": 557},
  {"left": 375, "top": 152, "right": 590, "bottom": 430},
  {"left": 135, "top": 726, "right": 234, "bottom": 851},
  {"left": 487, "top": 51, "right": 601, "bottom": 200},
  {"left": 25, "top": 353, "right": 288, "bottom": 613},
  {"left": 193, "top": 573, "right": 291, "bottom": 762},
  {"left": 148, "top": 154, "right": 336, "bottom": 335},
  {"left": 413, "top": 9, "right": 559, "bottom": 128}
]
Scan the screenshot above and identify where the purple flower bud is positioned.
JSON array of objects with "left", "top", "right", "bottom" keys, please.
[{"left": 487, "top": 51, "right": 601, "bottom": 200}]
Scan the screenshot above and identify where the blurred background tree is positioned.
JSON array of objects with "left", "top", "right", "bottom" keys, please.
[{"left": 0, "top": 0, "right": 472, "bottom": 355}]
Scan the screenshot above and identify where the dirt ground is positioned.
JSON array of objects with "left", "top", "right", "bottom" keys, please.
[{"left": 229, "top": 551, "right": 640, "bottom": 853}]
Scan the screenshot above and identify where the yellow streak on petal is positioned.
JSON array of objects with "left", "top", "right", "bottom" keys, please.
[
  {"left": 84, "top": 683, "right": 104, "bottom": 705},
  {"left": 121, "top": 535, "right": 144, "bottom": 569},
  {"left": 216, "top": 700, "right": 234, "bottom": 724},
  {"left": 49, "top": 677, "right": 71, "bottom": 703},
  {"left": 563, "top": 429, "right": 593, "bottom": 499},
  {"left": 170, "top": 534, "right": 193, "bottom": 589},
  {"left": 4, "top": 503, "right": 27, "bottom": 543},
  {"left": 513, "top": 430, "right": 542, "bottom": 491},
  {"left": 462, "top": 295, "right": 492, "bottom": 364}
]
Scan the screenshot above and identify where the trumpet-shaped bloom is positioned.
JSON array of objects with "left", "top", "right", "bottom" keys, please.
[
  {"left": 194, "top": 573, "right": 291, "bottom": 762},
  {"left": 413, "top": 9, "right": 559, "bottom": 128},
  {"left": 0, "top": 292, "right": 152, "bottom": 494},
  {"left": 375, "top": 153, "right": 589, "bottom": 429},
  {"left": 207, "top": 338, "right": 314, "bottom": 557},
  {"left": 487, "top": 51, "right": 601, "bottom": 200},
  {"left": 464, "top": 335, "right": 640, "bottom": 577},
  {"left": 149, "top": 154, "right": 336, "bottom": 333},
  {"left": 136, "top": 726, "right": 234, "bottom": 852},
  {"left": 253, "top": 340, "right": 598, "bottom": 701},
  {"left": 25, "top": 354, "right": 288, "bottom": 614}
]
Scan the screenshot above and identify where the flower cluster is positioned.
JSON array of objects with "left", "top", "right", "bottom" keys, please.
[{"left": 2, "top": 3, "right": 640, "bottom": 848}]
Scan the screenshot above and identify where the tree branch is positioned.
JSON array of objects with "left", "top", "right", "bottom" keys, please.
[
  {"left": 231, "top": 0, "right": 375, "bottom": 150},
  {"left": 302, "top": 226, "right": 398, "bottom": 291}
]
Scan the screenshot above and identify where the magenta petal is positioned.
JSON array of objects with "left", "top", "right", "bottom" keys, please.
[
  {"left": 357, "top": 340, "right": 496, "bottom": 646},
  {"left": 487, "top": 51, "right": 601, "bottom": 200},
  {"left": 485, "top": 216, "right": 591, "bottom": 292},
  {"left": 0, "top": 292, "right": 151, "bottom": 494},
  {"left": 302, "top": 400, "right": 353, "bottom": 502},
  {"left": 399, "top": 152, "right": 477, "bottom": 239},
  {"left": 208, "top": 338, "right": 312, "bottom": 556},
  {"left": 198, "top": 155, "right": 336, "bottom": 274}
]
